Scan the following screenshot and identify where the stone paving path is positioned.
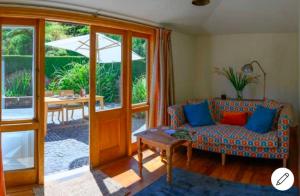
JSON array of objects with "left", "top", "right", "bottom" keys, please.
[
  {"left": 44, "top": 108, "right": 144, "bottom": 175},
  {"left": 45, "top": 120, "right": 89, "bottom": 175}
]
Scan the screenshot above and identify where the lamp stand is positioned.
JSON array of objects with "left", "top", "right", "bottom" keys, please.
[{"left": 250, "top": 60, "right": 266, "bottom": 100}]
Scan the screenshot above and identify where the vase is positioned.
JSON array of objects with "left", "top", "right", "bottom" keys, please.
[
  {"left": 236, "top": 90, "right": 243, "bottom": 100},
  {"left": 80, "top": 88, "right": 86, "bottom": 97}
]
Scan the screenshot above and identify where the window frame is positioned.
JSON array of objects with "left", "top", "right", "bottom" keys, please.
[
  {"left": 0, "top": 18, "right": 38, "bottom": 123},
  {"left": 0, "top": 6, "right": 156, "bottom": 185},
  {"left": 130, "top": 33, "right": 151, "bottom": 148},
  {"left": 0, "top": 17, "right": 43, "bottom": 187}
]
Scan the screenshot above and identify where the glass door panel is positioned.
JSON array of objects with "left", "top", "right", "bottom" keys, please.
[
  {"left": 0, "top": 18, "right": 40, "bottom": 187},
  {"left": 1, "top": 25, "right": 35, "bottom": 120},
  {"left": 131, "top": 111, "right": 148, "bottom": 143},
  {"left": 1, "top": 131, "right": 35, "bottom": 171},
  {"left": 95, "top": 33, "right": 122, "bottom": 112},
  {"left": 132, "top": 37, "right": 148, "bottom": 105}
]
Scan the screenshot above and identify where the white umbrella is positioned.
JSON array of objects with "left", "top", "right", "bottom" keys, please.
[{"left": 46, "top": 34, "right": 143, "bottom": 63}]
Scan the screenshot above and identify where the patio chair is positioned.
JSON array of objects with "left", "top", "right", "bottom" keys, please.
[
  {"left": 59, "top": 90, "right": 84, "bottom": 121},
  {"left": 45, "top": 91, "right": 64, "bottom": 124}
]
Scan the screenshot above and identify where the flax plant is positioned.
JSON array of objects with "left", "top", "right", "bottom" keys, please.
[{"left": 214, "top": 67, "right": 260, "bottom": 99}]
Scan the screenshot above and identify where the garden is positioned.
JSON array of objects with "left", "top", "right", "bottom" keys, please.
[{"left": 2, "top": 22, "right": 147, "bottom": 109}]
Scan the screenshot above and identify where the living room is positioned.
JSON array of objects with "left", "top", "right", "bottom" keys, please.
[{"left": 0, "top": 0, "right": 299, "bottom": 195}]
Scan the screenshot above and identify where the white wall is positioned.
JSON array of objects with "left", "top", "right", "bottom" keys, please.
[
  {"left": 171, "top": 31, "right": 197, "bottom": 103},
  {"left": 194, "top": 33, "right": 299, "bottom": 119}
]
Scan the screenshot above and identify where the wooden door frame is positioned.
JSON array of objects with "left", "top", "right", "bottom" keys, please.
[
  {"left": 129, "top": 33, "right": 152, "bottom": 154},
  {"left": 0, "top": 6, "right": 156, "bottom": 36},
  {"left": 0, "top": 17, "right": 45, "bottom": 187},
  {"left": 0, "top": 6, "right": 156, "bottom": 186}
]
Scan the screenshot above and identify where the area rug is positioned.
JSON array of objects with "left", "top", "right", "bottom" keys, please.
[
  {"left": 33, "top": 170, "right": 128, "bottom": 196},
  {"left": 135, "top": 168, "right": 298, "bottom": 196}
]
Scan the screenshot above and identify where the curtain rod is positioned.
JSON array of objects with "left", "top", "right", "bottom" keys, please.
[{"left": 0, "top": 1, "right": 167, "bottom": 30}]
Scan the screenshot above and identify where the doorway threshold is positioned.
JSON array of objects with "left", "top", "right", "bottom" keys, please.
[{"left": 45, "top": 166, "right": 90, "bottom": 182}]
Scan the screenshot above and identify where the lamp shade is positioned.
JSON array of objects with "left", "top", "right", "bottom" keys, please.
[{"left": 242, "top": 63, "right": 254, "bottom": 74}]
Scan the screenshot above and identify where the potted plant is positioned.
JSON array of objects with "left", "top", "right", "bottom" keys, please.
[{"left": 215, "top": 67, "right": 259, "bottom": 100}]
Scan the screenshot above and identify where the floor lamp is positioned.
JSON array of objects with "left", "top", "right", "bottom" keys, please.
[{"left": 242, "top": 60, "right": 266, "bottom": 100}]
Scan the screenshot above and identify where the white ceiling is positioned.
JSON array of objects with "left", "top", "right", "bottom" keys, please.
[{"left": 0, "top": 0, "right": 298, "bottom": 35}]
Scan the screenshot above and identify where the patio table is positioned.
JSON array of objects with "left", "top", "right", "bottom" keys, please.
[{"left": 44, "top": 95, "right": 104, "bottom": 135}]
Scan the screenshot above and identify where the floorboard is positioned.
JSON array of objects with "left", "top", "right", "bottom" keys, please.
[{"left": 7, "top": 127, "right": 299, "bottom": 196}]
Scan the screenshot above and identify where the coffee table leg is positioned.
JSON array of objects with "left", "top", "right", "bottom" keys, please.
[
  {"left": 137, "top": 138, "right": 143, "bottom": 178},
  {"left": 166, "top": 148, "right": 173, "bottom": 184},
  {"left": 160, "top": 149, "right": 166, "bottom": 162},
  {"left": 187, "top": 141, "right": 192, "bottom": 167}
]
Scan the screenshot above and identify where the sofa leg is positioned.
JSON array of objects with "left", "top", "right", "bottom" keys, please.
[
  {"left": 221, "top": 154, "right": 226, "bottom": 166},
  {"left": 283, "top": 158, "right": 287, "bottom": 168}
]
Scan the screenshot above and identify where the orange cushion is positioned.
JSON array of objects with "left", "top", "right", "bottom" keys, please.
[{"left": 220, "top": 112, "right": 248, "bottom": 126}]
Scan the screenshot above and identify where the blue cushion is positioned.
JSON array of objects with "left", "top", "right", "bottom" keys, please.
[
  {"left": 183, "top": 101, "right": 215, "bottom": 127},
  {"left": 245, "top": 105, "right": 277, "bottom": 134}
]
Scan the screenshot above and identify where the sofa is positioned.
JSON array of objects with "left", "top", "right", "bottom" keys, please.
[{"left": 168, "top": 98, "right": 293, "bottom": 167}]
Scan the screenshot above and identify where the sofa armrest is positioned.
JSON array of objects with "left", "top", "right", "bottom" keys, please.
[
  {"left": 168, "top": 104, "right": 186, "bottom": 129},
  {"left": 277, "top": 104, "right": 293, "bottom": 153}
]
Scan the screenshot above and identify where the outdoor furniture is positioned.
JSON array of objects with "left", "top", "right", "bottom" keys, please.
[
  {"left": 45, "top": 91, "right": 64, "bottom": 124},
  {"left": 135, "top": 127, "right": 193, "bottom": 184},
  {"left": 44, "top": 95, "right": 104, "bottom": 135},
  {"left": 59, "top": 90, "right": 85, "bottom": 121}
]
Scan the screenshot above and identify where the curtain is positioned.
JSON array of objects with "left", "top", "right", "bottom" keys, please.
[{"left": 149, "top": 28, "right": 175, "bottom": 128}]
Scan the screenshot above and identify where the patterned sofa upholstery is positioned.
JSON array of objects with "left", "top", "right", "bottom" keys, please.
[{"left": 168, "top": 98, "right": 293, "bottom": 166}]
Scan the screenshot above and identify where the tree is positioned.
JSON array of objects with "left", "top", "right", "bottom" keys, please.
[
  {"left": 105, "top": 35, "right": 147, "bottom": 58},
  {"left": 45, "top": 22, "right": 89, "bottom": 56},
  {"left": 2, "top": 28, "right": 34, "bottom": 55},
  {"left": 132, "top": 37, "right": 147, "bottom": 58}
]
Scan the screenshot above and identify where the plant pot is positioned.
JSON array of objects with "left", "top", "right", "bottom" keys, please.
[{"left": 80, "top": 88, "right": 86, "bottom": 97}]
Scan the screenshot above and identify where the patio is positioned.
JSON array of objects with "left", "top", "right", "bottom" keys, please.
[
  {"left": 44, "top": 106, "right": 146, "bottom": 176},
  {"left": 45, "top": 118, "right": 89, "bottom": 175},
  {"left": 2, "top": 105, "right": 145, "bottom": 176},
  {"left": 44, "top": 105, "right": 95, "bottom": 176}
]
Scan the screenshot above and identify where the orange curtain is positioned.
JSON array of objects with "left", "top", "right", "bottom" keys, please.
[
  {"left": 0, "top": 137, "right": 6, "bottom": 196},
  {"left": 149, "top": 28, "right": 175, "bottom": 128}
]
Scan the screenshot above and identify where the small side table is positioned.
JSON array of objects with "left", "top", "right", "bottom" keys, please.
[{"left": 136, "top": 127, "right": 193, "bottom": 184}]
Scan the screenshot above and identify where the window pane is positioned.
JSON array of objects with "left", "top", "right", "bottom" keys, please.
[
  {"left": 1, "top": 131, "right": 35, "bottom": 171},
  {"left": 132, "top": 37, "right": 148, "bottom": 104},
  {"left": 132, "top": 111, "right": 147, "bottom": 143},
  {"left": 1, "top": 26, "right": 35, "bottom": 120},
  {"left": 96, "top": 33, "right": 122, "bottom": 111}
]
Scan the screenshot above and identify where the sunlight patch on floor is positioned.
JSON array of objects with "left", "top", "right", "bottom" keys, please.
[
  {"left": 143, "top": 156, "right": 164, "bottom": 173},
  {"left": 133, "top": 149, "right": 155, "bottom": 161},
  {"left": 111, "top": 169, "right": 141, "bottom": 188}
]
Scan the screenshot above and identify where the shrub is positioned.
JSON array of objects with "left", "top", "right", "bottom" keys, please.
[
  {"left": 5, "top": 70, "right": 32, "bottom": 97},
  {"left": 96, "top": 63, "right": 120, "bottom": 103},
  {"left": 48, "top": 62, "right": 147, "bottom": 104},
  {"left": 48, "top": 62, "right": 121, "bottom": 103},
  {"left": 132, "top": 75, "right": 147, "bottom": 104},
  {"left": 48, "top": 62, "right": 89, "bottom": 94}
]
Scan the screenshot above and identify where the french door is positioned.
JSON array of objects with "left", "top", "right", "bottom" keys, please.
[
  {"left": 0, "top": 18, "right": 45, "bottom": 187},
  {"left": 89, "top": 26, "right": 128, "bottom": 167},
  {"left": 0, "top": 14, "right": 154, "bottom": 188}
]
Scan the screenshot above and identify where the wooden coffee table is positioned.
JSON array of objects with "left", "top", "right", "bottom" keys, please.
[{"left": 135, "top": 127, "right": 193, "bottom": 184}]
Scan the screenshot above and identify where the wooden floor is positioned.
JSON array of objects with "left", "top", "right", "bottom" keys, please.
[{"left": 7, "top": 127, "right": 299, "bottom": 195}]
